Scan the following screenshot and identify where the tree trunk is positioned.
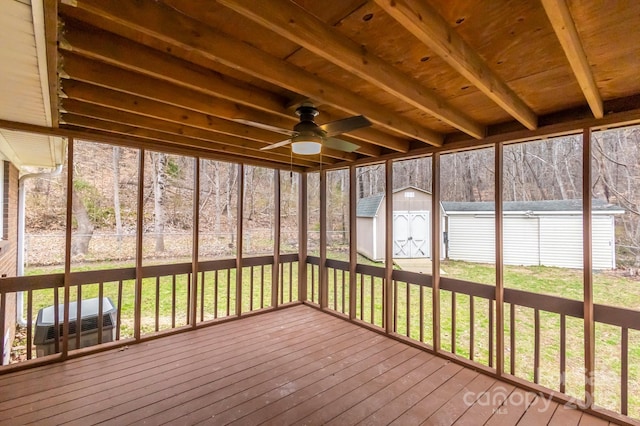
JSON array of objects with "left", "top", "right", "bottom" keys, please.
[
  {"left": 113, "top": 146, "right": 123, "bottom": 242},
  {"left": 152, "top": 152, "right": 167, "bottom": 252},
  {"left": 214, "top": 162, "right": 221, "bottom": 234},
  {"left": 71, "top": 187, "right": 94, "bottom": 256}
]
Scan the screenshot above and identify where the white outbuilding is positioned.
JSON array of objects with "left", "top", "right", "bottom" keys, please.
[
  {"left": 442, "top": 199, "right": 624, "bottom": 270},
  {"left": 356, "top": 186, "right": 441, "bottom": 261},
  {"left": 356, "top": 191, "right": 624, "bottom": 270}
]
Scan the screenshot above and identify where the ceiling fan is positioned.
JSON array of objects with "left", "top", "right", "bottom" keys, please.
[{"left": 258, "top": 103, "right": 371, "bottom": 155}]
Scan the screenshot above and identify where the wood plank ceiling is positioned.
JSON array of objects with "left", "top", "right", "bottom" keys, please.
[{"left": 52, "top": 0, "right": 640, "bottom": 170}]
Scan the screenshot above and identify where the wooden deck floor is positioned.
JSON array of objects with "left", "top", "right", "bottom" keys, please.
[{"left": 0, "top": 305, "right": 620, "bottom": 425}]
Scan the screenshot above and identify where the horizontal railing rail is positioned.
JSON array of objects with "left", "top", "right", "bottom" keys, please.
[{"left": 0, "top": 255, "right": 299, "bottom": 369}]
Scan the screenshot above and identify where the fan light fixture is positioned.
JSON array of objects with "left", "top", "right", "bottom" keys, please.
[{"left": 291, "top": 134, "right": 322, "bottom": 155}]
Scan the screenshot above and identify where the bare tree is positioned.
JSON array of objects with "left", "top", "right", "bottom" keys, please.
[
  {"left": 112, "top": 146, "right": 123, "bottom": 242},
  {"left": 152, "top": 152, "right": 167, "bottom": 252},
  {"left": 71, "top": 186, "right": 94, "bottom": 256}
]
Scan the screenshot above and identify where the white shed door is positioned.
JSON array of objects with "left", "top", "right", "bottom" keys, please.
[{"left": 393, "top": 212, "right": 430, "bottom": 258}]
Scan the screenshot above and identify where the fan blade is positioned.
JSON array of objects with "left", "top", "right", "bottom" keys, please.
[
  {"left": 232, "top": 119, "right": 295, "bottom": 136},
  {"left": 261, "top": 138, "right": 292, "bottom": 151},
  {"left": 320, "top": 115, "right": 371, "bottom": 137},
  {"left": 323, "top": 137, "right": 360, "bottom": 153}
]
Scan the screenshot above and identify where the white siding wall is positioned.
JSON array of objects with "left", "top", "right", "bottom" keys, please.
[
  {"left": 356, "top": 217, "right": 374, "bottom": 260},
  {"left": 539, "top": 216, "right": 583, "bottom": 268},
  {"left": 503, "top": 217, "right": 540, "bottom": 266},
  {"left": 592, "top": 216, "right": 616, "bottom": 269},
  {"left": 447, "top": 214, "right": 617, "bottom": 270},
  {"left": 447, "top": 216, "right": 495, "bottom": 263}
]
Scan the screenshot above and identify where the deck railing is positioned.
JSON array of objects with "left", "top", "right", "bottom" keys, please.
[
  {"left": 0, "top": 254, "right": 299, "bottom": 366},
  {"left": 2, "top": 253, "right": 638, "bottom": 421},
  {"left": 306, "top": 256, "right": 640, "bottom": 421}
]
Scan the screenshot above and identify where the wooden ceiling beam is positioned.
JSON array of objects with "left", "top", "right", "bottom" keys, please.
[
  {"left": 61, "top": 79, "right": 281, "bottom": 142},
  {"left": 218, "top": 0, "right": 484, "bottom": 139},
  {"left": 374, "top": 0, "right": 538, "bottom": 131},
  {"left": 60, "top": 52, "right": 380, "bottom": 157},
  {"left": 541, "top": 0, "right": 604, "bottom": 119},
  {"left": 60, "top": 99, "right": 321, "bottom": 167},
  {"left": 60, "top": 80, "right": 356, "bottom": 161},
  {"left": 61, "top": 113, "right": 327, "bottom": 167},
  {"left": 44, "top": 0, "right": 59, "bottom": 127},
  {"left": 59, "top": 23, "right": 289, "bottom": 116},
  {"left": 0, "top": 117, "right": 306, "bottom": 170},
  {"left": 63, "top": 125, "right": 306, "bottom": 170},
  {"left": 60, "top": 25, "right": 390, "bottom": 155},
  {"left": 61, "top": 0, "right": 439, "bottom": 148}
]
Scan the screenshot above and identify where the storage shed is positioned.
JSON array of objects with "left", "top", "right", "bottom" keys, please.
[
  {"left": 356, "top": 186, "right": 439, "bottom": 261},
  {"left": 442, "top": 199, "right": 625, "bottom": 270}
]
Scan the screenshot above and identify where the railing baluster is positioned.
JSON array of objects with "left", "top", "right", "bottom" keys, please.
[
  {"left": 250, "top": 266, "right": 254, "bottom": 312},
  {"left": 534, "top": 308, "right": 540, "bottom": 384},
  {"left": 341, "top": 269, "right": 345, "bottom": 314},
  {"left": 359, "top": 274, "right": 364, "bottom": 321},
  {"left": 470, "top": 295, "right": 475, "bottom": 361},
  {"left": 260, "top": 265, "right": 265, "bottom": 309},
  {"left": 382, "top": 277, "right": 386, "bottom": 329},
  {"left": 511, "top": 303, "right": 516, "bottom": 375},
  {"left": 280, "top": 263, "right": 285, "bottom": 305},
  {"left": 26, "top": 290, "right": 33, "bottom": 360},
  {"left": 186, "top": 273, "right": 191, "bottom": 324},
  {"left": 116, "top": 280, "right": 123, "bottom": 340},
  {"left": 53, "top": 287, "right": 60, "bottom": 354},
  {"left": 621, "top": 326, "right": 628, "bottom": 416},
  {"left": 213, "top": 270, "right": 219, "bottom": 319},
  {"left": 200, "top": 271, "right": 205, "bottom": 322},
  {"left": 393, "top": 280, "right": 398, "bottom": 332},
  {"left": 98, "top": 283, "right": 104, "bottom": 344},
  {"left": 333, "top": 268, "right": 337, "bottom": 311},
  {"left": 76, "top": 285, "right": 82, "bottom": 350},
  {"left": 559, "top": 313, "right": 566, "bottom": 392},
  {"left": 290, "top": 263, "right": 294, "bottom": 303},
  {"left": 0, "top": 293, "right": 6, "bottom": 358},
  {"left": 406, "top": 282, "right": 410, "bottom": 338},
  {"left": 226, "top": 268, "right": 231, "bottom": 316},
  {"left": 155, "top": 276, "right": 160, "bottom": 332},
  {"left": 419, "top": 284, "right": 424, "bottom": 343},
  {"left": 311, "top": 264, "right": 315, "bottom": 303},
  {"left": 370, "top": 275, "right": 374, "bottom": 325},
  {"left": 489, "top": 299, "right": 494, "bottom": 368},
  {"left": 451, "top": 291, "right": 456, "bottom": 354},
  {"left": 171, "top": 275, "right": 177, "bottom": 328}
]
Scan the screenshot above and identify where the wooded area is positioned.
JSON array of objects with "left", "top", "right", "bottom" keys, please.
[{"left": 24, "top": 125, "right": 639, "bottom": 270}]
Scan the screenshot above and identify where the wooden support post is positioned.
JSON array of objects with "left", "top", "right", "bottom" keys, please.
[
  {"left": 385, "top": 160, "right": 394, "bottom": 333},
  {"left": 583, "top": 127, "right": 595, "bottom": 406},
  {"left": 319, "top": 169, "right": 328, "bottom": 308},
  {"left": 190, "top": 158, "right": 200, "bottom": 327},
  {"left": 62, "top": 137, "right": 74, "bottom": 358},
  {"left": 431, "top": 152, "right": 441, "bottom": 352},
  {"left": 495, "top": 142, "right": 505, "bottom": 375},
  {"left": 272, "top": 169, "right": 281, "bottom": 308},
  {"left": 236, "top": 164, "right": 244, "bottom": 316},
  {"left": 298, "top": 172, "right": 308, "bottom": 302},
  {"left": 349, "top": 165, "right": 357, "bottom": 320},
  {"left": 134, "top": 149, "right": 145, "bottom": 341}
]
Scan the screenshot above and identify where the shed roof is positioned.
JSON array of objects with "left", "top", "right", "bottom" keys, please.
[
  {"left": 442, "top": 199, "right": 624, "bottom": 214},
  {"left": 356, "top": 194, "right": 385, "bottom": 218},
  {"left": 357, "top": 186, "right": 431, "bottom": 217}
]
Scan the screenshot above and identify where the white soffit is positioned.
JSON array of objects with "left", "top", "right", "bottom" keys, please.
[{"left": 0, "top": 0, "right": 63, "bottom": 168}]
